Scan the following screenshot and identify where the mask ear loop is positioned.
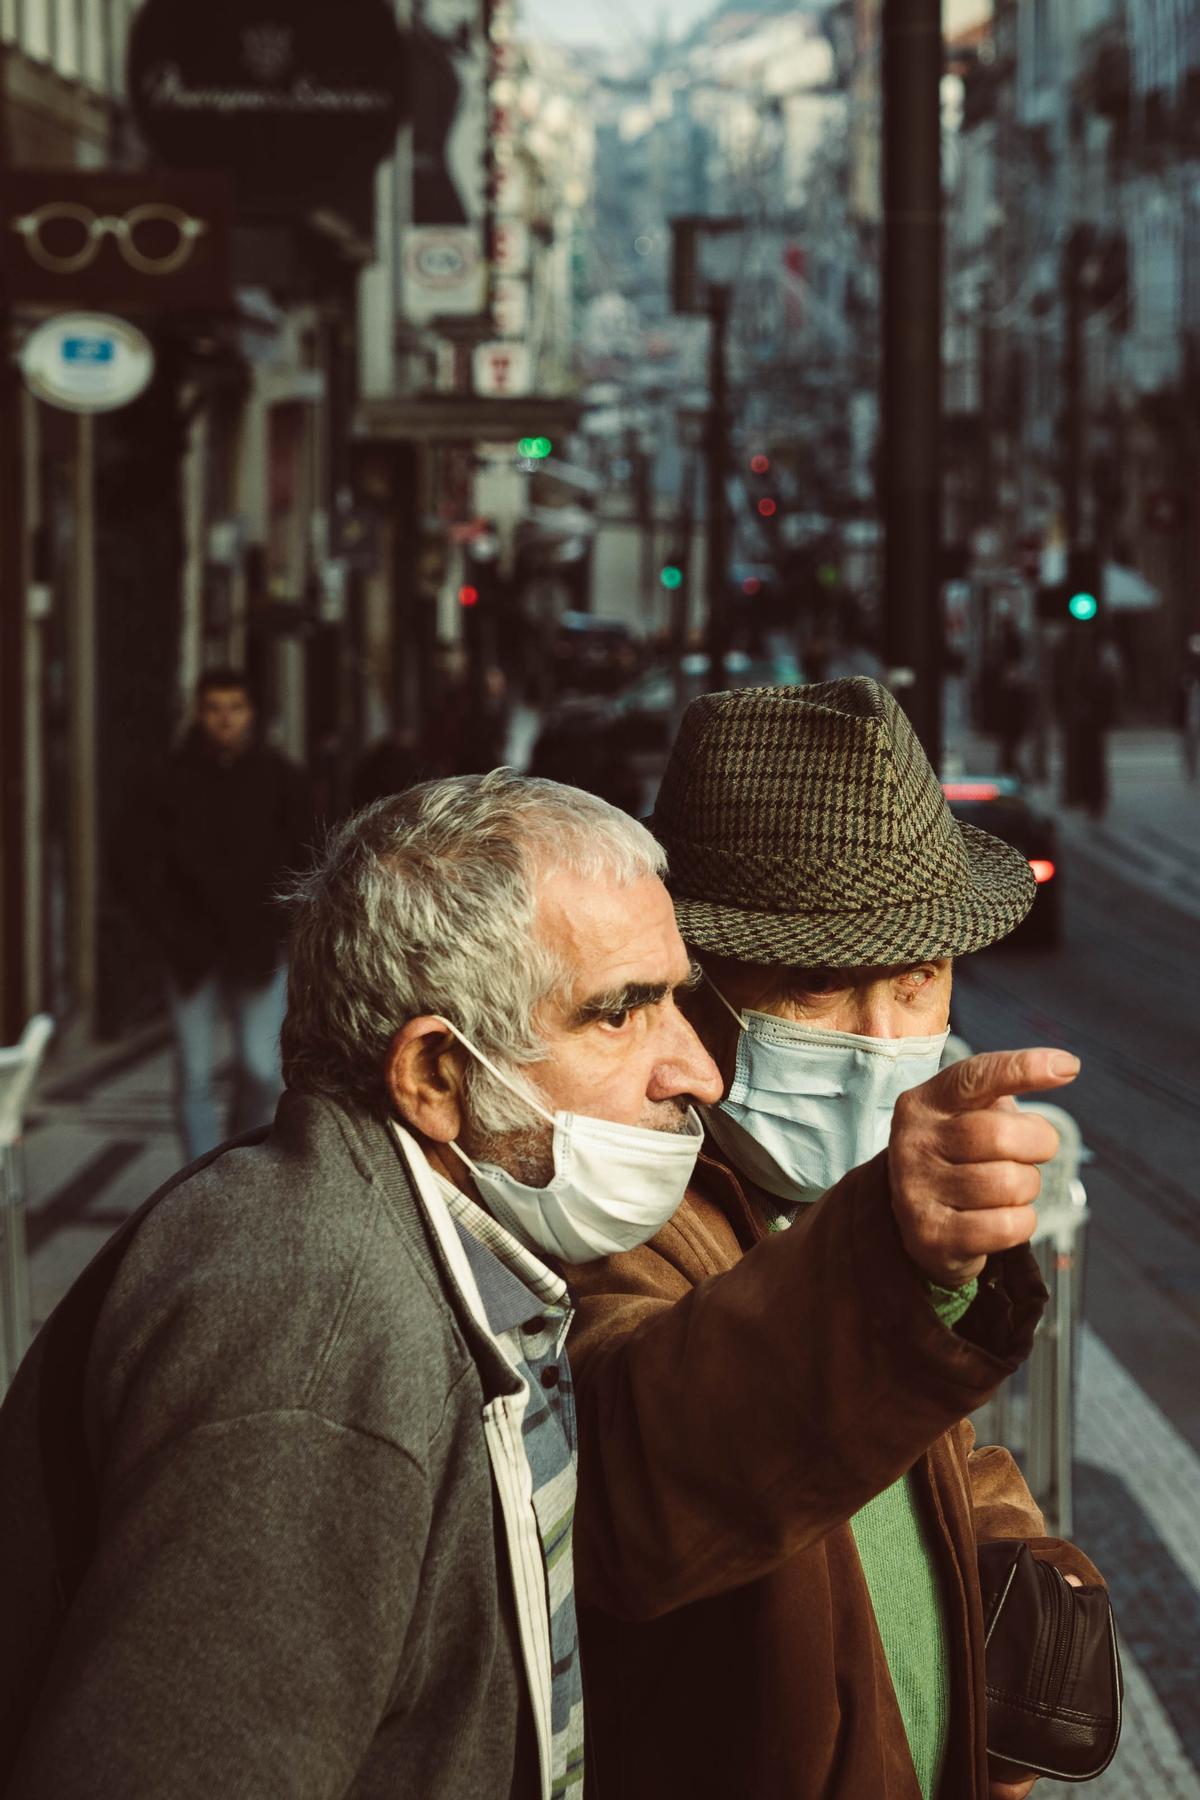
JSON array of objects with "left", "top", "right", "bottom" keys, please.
[
  {"left": 428, "top": 1015, "right": 556, "bottom": 1128},
  {"left": 700, "top": 972, "right": 748, "bottom": 1032}
]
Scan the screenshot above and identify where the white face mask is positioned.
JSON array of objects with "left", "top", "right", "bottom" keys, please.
[
  {"left": 702, "top": 983, "right": 948, "bottom": 1207},
  {"left": 430, "top": 1017, "right": 703, "bottom": 1264}
]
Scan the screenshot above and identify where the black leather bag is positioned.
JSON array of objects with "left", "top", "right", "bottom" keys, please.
[{"left": 978, "top": 1540, "right": 1123, "bottom": 1783}]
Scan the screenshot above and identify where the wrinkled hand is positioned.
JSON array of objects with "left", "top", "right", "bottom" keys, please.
[
  {"left": 888, "top": 1049, "right": 1081, "bottom": 1288},
  {"left": 988, "top": 1773, "right": 1037, "bottom": 1800}
]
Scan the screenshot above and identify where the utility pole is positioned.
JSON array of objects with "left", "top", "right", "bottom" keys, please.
[
  {"left": 706, "top": 285, "right": 731, "bottom": 694},
  {"left": 672, "top": 449, "right": 699, "bottom": 728},
  {"left": 1059, "top": 223, "right": 1108, "bottom": 813},
  {"left": 0, "top": 302, "right": 25, "bottom": 1040},
  {"left": 1061, "top": 224, "right": 1091, "bottom": 550},
  {"left": 881, "top": 0, "right": 943, "bottom": 765},
  {"left": 629, "top": 427, "right": 656, "bottom": 619}
]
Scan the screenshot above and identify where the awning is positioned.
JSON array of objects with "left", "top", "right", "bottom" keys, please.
[
  {"left": 355, "top": 393, "right": 582, "bottom": 446},
  {"left": 1105, "top": 561, "right": 1160, "bottom": 611}
]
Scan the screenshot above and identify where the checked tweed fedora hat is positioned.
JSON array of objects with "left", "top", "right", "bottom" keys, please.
[{"left": 650, "top": 677, "right": 1036, "bottom": 967}]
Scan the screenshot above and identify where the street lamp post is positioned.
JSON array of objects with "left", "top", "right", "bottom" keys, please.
[
  {"left": 670, "top": 216, "right": 742, "bottom": 699},
  {"left": 881, "top": 0, "right": 943, "bottom": 766},
  {"left": 706, "top": 285, "right": 732, "bottom": 694}
]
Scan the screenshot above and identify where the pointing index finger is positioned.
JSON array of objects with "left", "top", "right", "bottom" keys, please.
[{"left": 928, "top": 1048, "right": 1081, "bottom": 1115}]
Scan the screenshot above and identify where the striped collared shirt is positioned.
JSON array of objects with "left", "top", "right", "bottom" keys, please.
[{"left": 427, "top": 1167, "right": 584, "bottom": 1798}]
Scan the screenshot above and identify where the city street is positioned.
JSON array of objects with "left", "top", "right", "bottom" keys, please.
[
  {"left": 953, "top": 729, "right": 1200, "bottom": 1797},
  {"left": 12, "top": 727, "right": 1200, "bottom": 1798},
  {"left": 3, "top": 0, "right": 1198, "bottom": 1789}
]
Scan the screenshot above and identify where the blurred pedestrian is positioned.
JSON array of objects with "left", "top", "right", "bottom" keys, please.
[
  {"left": 430, "top": 660, "right": 511, "bottom": 775},
  {"left": 1178, "top": 634, "right": 1200, "bottom": 782},
  {"left": 1060, "top": 633, "right": 1121, "bottom": 818},
  {"left": 350, "top": 726, "right": 428, "bottom": 811},
  {"left": 118, "top": 667, "right": 315, "bottom": 1160},
  {"left": 983, "top": 622, "right": 1033, "bottom": 777}
]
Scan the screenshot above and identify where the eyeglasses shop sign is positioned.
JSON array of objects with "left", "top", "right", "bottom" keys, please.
[
  {"left": 126, "top": 0, "right": 407, "bottom": 192},
  {"left": 19, "top": 314, "right": 155, "bottom": 414}
]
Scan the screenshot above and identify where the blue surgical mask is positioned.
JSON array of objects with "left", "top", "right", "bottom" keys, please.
[{"left": 702, "top": 983, "right": 948, "bottom": 1207}]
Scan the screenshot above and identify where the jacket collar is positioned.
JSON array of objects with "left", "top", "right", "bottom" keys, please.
[{"left": 691, "top": 1144, "right": 773, "bottom": 1251}]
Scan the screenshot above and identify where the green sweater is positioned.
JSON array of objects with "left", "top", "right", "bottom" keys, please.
[{"left": 849, "top": 1279, "right": 977, "bottom": 1800}]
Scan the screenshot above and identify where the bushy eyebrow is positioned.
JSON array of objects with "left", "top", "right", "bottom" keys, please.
[{"left": 571, "top": 963, "right": 701, "bottom": 1029}]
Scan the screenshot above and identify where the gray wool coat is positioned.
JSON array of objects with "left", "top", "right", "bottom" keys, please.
[{"left": 0, "top": 1092, "right": 540, "bottom": 1799}]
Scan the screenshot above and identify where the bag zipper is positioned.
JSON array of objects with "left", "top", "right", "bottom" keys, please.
[{"left": 1042, "top": 1560, "right": 1079, "bottom": 1712}]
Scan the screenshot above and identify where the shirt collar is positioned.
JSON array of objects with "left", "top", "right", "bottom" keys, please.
[
  {"left": 389, "top": 1119, "right": 568, "bottom": 1312},
  {"left": 452, "top": 1222, "right": 550, "bottom": 1337}
]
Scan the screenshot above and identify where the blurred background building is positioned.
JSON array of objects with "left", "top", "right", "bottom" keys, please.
[
  {"left": 3, "top": 0, "right": 1199, "bottom": 1048},
  {"left": 0, "top": 0, "right": 589, "bottom": 1044}
]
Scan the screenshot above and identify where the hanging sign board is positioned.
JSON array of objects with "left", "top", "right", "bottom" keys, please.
[
  {"left": 493, "top": 217, "right": 530, "bottom": 276},
  {"left": 126, "top": 0, "right": 407, "bottom": 199},
  {"left": 473, "top": 339, "right": 532, "bottom": 397},
  {"left": 410, "top": 2, "right": 489, "bottom": 227},
  {"left": 400, "top": 224, "right": 487, "bottom": 321},
  {"left": 0, "top": 169, "right": 231, "bottom": 311},
  {"left": 493, "top": 274, "right": 529, "bottom": 338},
  {"left": 18, "top": 313, "right": 156, "bottom": 413}
]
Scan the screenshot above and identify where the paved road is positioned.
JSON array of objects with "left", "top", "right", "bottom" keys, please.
[
  {"left": 951, "top": 737, "right": 1200, "bottom": 1796},
  {"left": 955, "top": 847, "right": 1200, "bottom": 1457}
]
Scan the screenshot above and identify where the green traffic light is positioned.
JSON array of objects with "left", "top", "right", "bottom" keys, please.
[
  {"left": 518, "top": 435, "right": 553, "bottom": 460},
  {"left": 660, "top": 565, "right": 684, "bottom": 591},
  {"left": 1067, "top": 592, "right": 1098, "bottom": 621}
]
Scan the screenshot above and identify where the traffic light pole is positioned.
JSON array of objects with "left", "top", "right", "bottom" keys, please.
[
  {"left": 706, "top": 285, "right": 730, "bottom": 695},
  {"left": 1059, "top": 225, "right": 1109, "bottom": 813},
  {"left": 1062, "top": 225, "right": 1089, "bottom": 549},
  {"left": 881, "top": 0, "right": 943, "bottom": 766}
]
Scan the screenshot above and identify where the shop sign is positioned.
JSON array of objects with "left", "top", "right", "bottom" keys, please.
[
  {"left": 493, "top": 218, "right": 530, "bottom": 276},
  {"left": 400, "top": 225, "right": 487, "bottom": 321},
  {"left": 127, "top": 0, "right": 407, "bottom": 195},
  {"left": 473, "top": 340, "right": 532, "bottom": 397},
  {"left": 493, "top": 274, "right": 529, "bottom": 338},
  {"left": 0, "top": 170, "right": 230, "bottom": 311},
  {"left": 412, "top": 1, "right": 489, "bottom": 226},
  {"left": 18, "top": 313, "right": 156, "bottom": 414}
]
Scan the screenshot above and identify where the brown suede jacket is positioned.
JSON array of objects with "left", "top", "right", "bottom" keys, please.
[{"left": 565, "top": 1149, "right": 1103, "bottom": 1800}]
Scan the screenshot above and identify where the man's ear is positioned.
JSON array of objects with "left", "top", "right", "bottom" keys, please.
[{"left": 386, "top": 1018, "right": 468, "bottom": 1143}]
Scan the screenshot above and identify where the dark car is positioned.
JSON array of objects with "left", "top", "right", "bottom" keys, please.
[
  {"left": 551, "top": 611, "right": 640, "bottom": 695},
  {"left": 529, "top": 647, "right": 806, "bottom": 817},
  {"left": 608, "top": 648, "right": 806, "bottom": 755},
  {"left": 941, "top": 775, "right": 1062, "bottom": 949}
]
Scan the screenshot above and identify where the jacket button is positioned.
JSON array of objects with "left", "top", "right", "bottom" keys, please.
[{"left": 540, "top": 1366, "right": 560, "bottom": 1389}]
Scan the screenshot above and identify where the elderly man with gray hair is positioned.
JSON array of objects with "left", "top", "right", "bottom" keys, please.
[{"left": 3, "top": 767, "right": 1069, "bottom": 1800}]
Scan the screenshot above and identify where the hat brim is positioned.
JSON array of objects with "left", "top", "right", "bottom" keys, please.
[{"left": 668, "top": 821, "right": 1037, "bottom": 967}]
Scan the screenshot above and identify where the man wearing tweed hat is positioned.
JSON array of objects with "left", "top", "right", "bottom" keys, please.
[{"left": 566, "top": 679, "right": 1104, "bottom": 1800}]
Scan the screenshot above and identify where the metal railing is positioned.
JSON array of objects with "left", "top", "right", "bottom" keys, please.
[
  {"left": 0, "top": 1014, "right": 54, "bottom": 1392},
  {"left": 978, "top": 1098, "right": 1089, "bottom": 1539}
]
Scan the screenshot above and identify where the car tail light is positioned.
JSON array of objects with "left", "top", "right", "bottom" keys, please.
[
  {"left": 1029, "top": 859, "right": 1056, "bottom": 885},
  {"left": 942, "top": 781, "right": 1001, "bottom": 801}
]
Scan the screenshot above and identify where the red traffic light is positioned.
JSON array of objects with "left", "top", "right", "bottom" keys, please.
[
  {"left": 750, "top": 453, "right": 770, "bottom": 475},
  {"left": 742, "top": 576, "right": 762, "bottom": 596},
  {"left": 757, "top": 497, "right": 777, "bottom": 518},
  {"left": 458, "top": 584, "right": 480, "bottom": 607}
]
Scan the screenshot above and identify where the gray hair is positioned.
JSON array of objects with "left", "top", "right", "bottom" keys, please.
[{"left": 281, "top": 769, "right": 666, "bottom": 1132}]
